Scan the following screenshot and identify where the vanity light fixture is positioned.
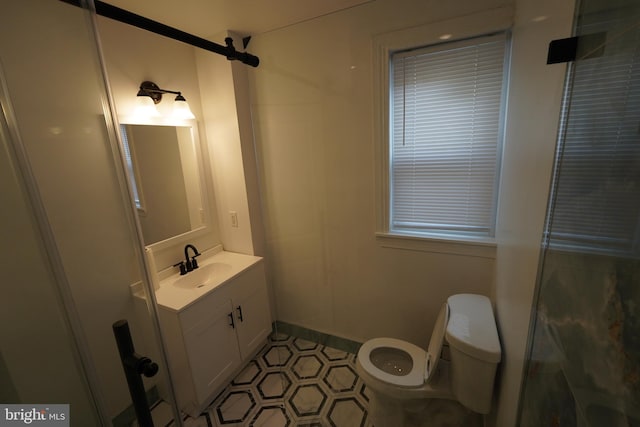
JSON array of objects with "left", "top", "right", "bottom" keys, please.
[{"left": 136, "top": 81, "right": 196, "bottom": 120}]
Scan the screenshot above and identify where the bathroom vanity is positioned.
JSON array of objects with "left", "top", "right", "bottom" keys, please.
[{"left": 150, "top": 250, "right": 272, "bottom": 417}]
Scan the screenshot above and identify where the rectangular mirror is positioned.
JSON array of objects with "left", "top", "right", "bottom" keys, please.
[{"left": 120, "top": 123, "right": 208, "bottom": 246}]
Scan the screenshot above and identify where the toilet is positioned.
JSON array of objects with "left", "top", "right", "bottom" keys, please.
[{"left": 356, "top": 294, "right": 501, "bottom": 425}]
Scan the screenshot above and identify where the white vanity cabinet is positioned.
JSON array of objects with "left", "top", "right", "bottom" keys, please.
[
  {"left": 157, "top": 258, "right": 271, "bottom": 417},
  {"left": 180, "top": 298, "right": 241, "bottom": 410},
  {"left": 232, "top": 265, "right": 273, "bottom": 360}
]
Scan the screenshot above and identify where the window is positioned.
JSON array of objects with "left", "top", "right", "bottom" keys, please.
[
  {"left": 389, "top": 33, "right": 509, "bottom": 241},
  {"left": 548, "top": 17, "right": 640, "bottom": 255}
]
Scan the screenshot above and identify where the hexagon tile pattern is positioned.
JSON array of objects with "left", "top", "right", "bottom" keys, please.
[{"left": 198, "top": 332, "right": 372, "bottom": 426}]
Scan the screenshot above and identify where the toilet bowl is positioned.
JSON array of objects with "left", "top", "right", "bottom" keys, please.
[{"left": 356, "top": 294, "right": 501, "bottom": 424}]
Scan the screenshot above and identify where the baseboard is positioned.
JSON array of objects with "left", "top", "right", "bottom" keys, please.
[{"left": 273, "top": 320, "right": 362, "bottom": 354}]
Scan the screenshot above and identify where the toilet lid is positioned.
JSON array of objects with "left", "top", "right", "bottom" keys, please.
[{"left": 424, "top": 302, "right": 449, "bottom": 383}]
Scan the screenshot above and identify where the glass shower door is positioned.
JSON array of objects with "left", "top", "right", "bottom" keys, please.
[
  {"left": 0, "top": 80, "right": 102, "bottom": 425},
  {"left": 519, "top": 0, "right": 640, "bottom": 425},
  {"left": 0, "top": 1, "right": 181, "bottom": 425}
]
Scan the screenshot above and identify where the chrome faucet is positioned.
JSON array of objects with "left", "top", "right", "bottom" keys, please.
[{"left": 173, "top": 244, "right": 201, "bottom": 275}]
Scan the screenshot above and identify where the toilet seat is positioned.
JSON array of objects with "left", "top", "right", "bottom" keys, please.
[
  {"left": 358, "top": 303, "right": 450, "bottom": 388},
  {"left": 358, "top": 337, "right": 427, "bottom": 387}
]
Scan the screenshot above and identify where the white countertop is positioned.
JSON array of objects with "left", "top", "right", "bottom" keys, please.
[{"left": 151, "top": 250, "right": 262, "bottom": 313}]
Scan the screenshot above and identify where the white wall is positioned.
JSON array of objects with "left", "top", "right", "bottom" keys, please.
[
  {"left": 493, "top": 0, "right": 575, "bottom": 425},
  {"left": 247, "top": 0, "right": 510, "bottom": 347},
  {"left": 195, "top": 31, "right": 265, "bottom": 257}
]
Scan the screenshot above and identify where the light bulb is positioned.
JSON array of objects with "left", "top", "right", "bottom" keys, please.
[
  {"left": 134, "top": 95, "right": 160, "bottom": 119},
  {"left": 173, "top": 99, "right": 195, "bottom": 120}
]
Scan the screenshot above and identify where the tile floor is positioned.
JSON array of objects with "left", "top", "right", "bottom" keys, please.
[{"left": 199, "top": 332, "right": 372, "bottom": 427}]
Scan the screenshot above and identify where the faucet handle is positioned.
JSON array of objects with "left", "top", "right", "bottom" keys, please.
[
  {"left": 191, "top": 256, "right": 199, "bottom": 270},
  {"left": 173, "top": 261, "right": 187, "bottom": 276}
]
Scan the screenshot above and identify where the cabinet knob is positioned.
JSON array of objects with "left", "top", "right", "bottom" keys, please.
[
  {"left": 237, "top": 305, "right": 244, "bottom": 322},
  {"left": 228, "top": 312, "right": 235, "bottom": 329}
]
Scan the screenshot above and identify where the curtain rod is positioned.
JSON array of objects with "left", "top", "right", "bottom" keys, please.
[{"left": 59, "top": 0, "right": 260, "bottom": 67}]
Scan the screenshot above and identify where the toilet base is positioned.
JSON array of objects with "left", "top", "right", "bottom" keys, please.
[{"left": 367, "top": 389, "right": 483, "bottom": 427}]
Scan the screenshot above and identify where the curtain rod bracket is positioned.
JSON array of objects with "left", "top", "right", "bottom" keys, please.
[{"left": 225, "top": 37, "right": 237, "bottom": 61}]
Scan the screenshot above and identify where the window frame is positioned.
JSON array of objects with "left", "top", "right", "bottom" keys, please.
[
  {"left": 389, "top": 33, "right": 510, "bottom": 241},
  {"left": 372, "top": 10, "right": 513, "bottom": 257}
]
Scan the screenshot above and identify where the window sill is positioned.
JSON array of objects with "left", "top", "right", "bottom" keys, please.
[{"left": 375, "top": 232, "right": 497, "bottom": 259}]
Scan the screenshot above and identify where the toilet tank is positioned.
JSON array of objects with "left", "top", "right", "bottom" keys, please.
[{"left": 446, "top": 294, "right": 501, "bottom": 414}]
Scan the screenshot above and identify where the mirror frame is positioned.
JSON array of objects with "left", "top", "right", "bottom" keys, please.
[{"left": 118, "top": 115, "right": 216, "bottom": 259}]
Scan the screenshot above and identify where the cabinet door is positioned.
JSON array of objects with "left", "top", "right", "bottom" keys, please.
[
  {"left": 182, "top": 298, "right": 241, "bottom": 405},
  {"left": 234, "top": 269, "right": 272, "bottom": 360}
]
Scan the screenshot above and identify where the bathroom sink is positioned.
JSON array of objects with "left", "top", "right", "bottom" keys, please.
[{"left": 172, "top": 263, "right": 233, "bottom": 289}]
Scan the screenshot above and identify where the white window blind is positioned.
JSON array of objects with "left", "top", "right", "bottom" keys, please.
[
  {"left": 390, "top": 34, "right": 508, "bottom": 238},
  {"left": 549, "top": 18, "right": 640, "bottom": 254},
  {"left": 120, "top": 125, "right": 143, "bottom": 210}
]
